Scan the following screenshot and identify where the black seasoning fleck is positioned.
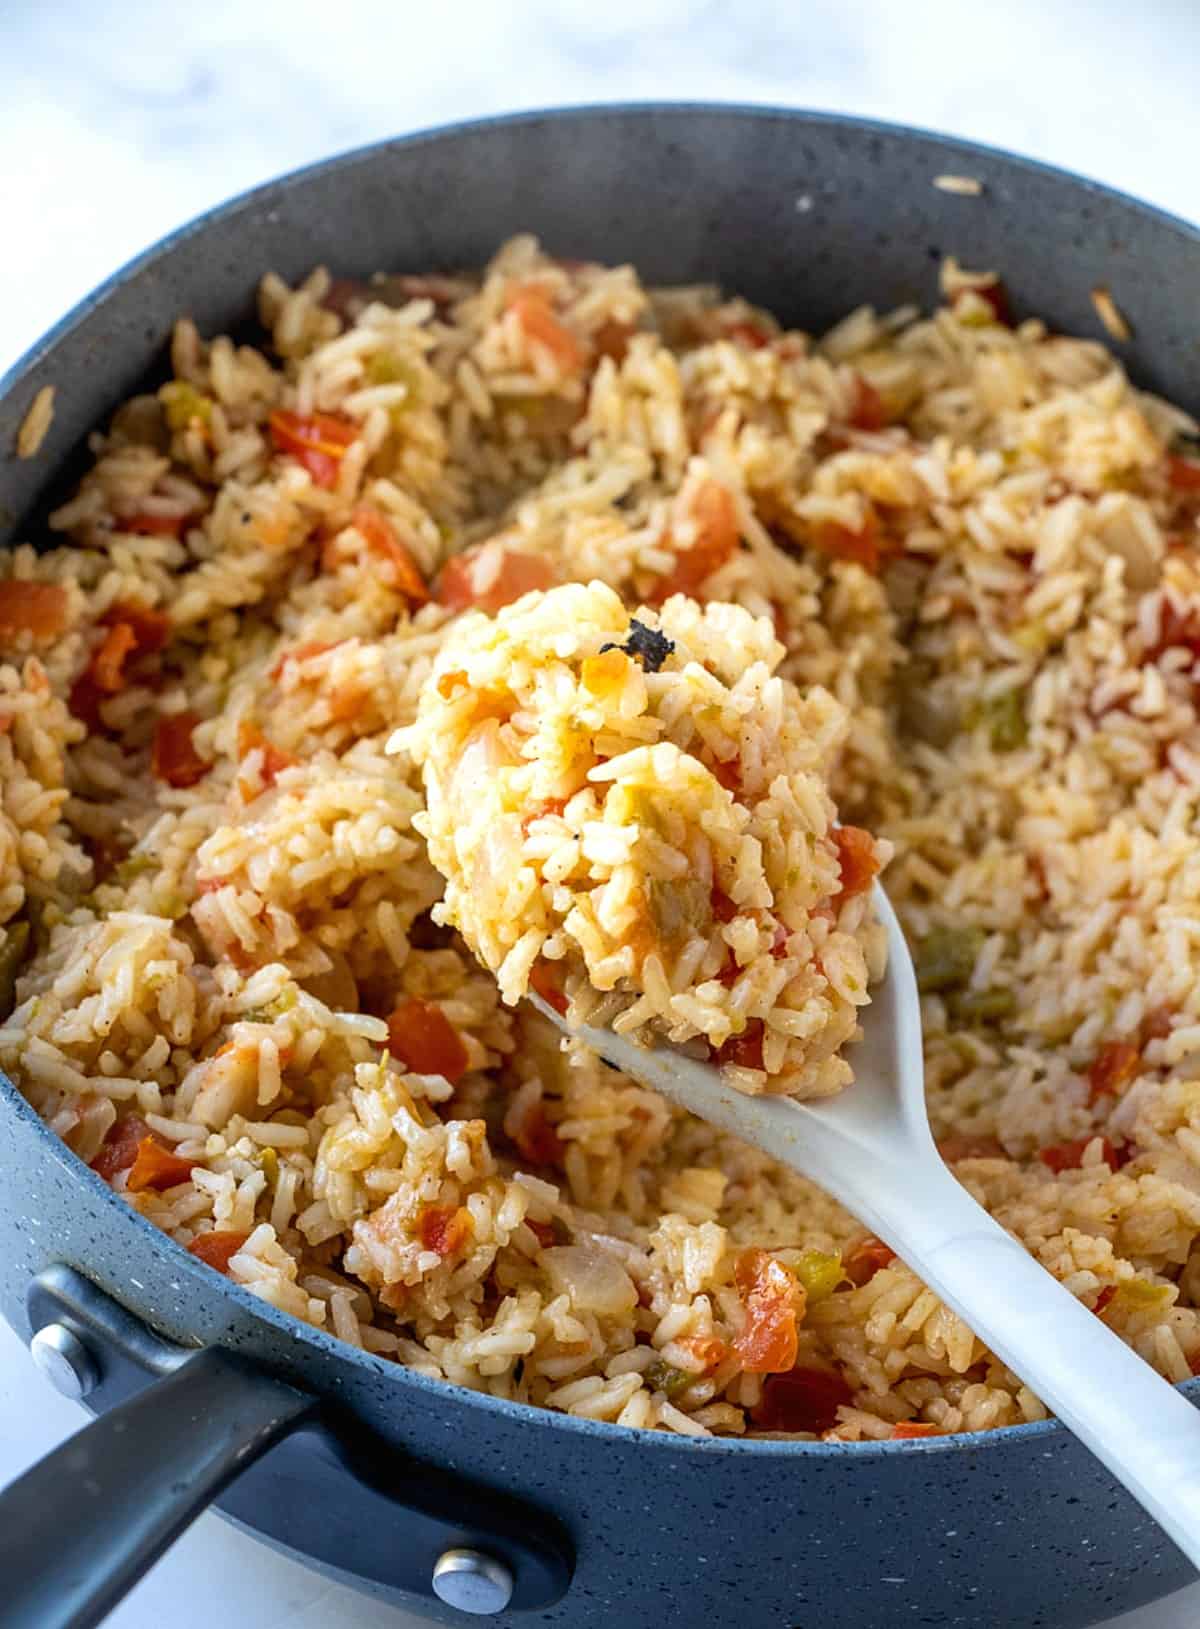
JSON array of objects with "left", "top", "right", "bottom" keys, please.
[{"left": 600, "top": 618, "right": 675, "bottom": 673}]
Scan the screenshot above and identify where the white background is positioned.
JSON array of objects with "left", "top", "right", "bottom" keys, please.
[{"left": 3, "top": 1, "right": 1200, "bottom": 1623}]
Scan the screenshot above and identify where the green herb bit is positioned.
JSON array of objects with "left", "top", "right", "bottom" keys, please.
[
  {"left": 979, "top": 689, "right": 1028, "bottom": 751},
  {"left": 914, "top": 925, "right": 986, "bottom": 994}
]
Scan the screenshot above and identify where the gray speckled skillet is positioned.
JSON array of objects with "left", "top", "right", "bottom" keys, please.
[{"left": 0, "top": 105, "right": 1197, "bottom": 1629}]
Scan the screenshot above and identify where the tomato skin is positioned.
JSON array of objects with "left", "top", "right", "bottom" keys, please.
[
  {"left": 188, "top": 1231, "right": 250, "bottom": 1273},
  {"left": 418, "top": 1203, "right": 474, "bottom": 1256},
  {"left": 650, "top": 480, "right": 739, "bottom": 602},
  {"left": 0, "top": 581, "right": 69, "bottom": 640},
  {"left": 505, "top": 286, "right": 586, "bottom": 373},
  {"left": 844, "top": 1236, "right": 896, "bottom": 1287},
  {"left": 348, "top": 505, "right": 429, "bottom": 605},
  {"left": 529, "top": 959, "right": 568, "bottom": 1016},
  {"left": 1038, "top": 1135, "right": 1122, "bottom": 1174},
  {"left": 386, "top": 997, "right": 470, "bottom": 1083},
  {"left": 832, "top": 826, "right": 880, "bottom": 898},
  {"left": 715, "top": 1019, "right": 766, "bottom": 1072},
  {"left": 152, "top": 711, "right": 211, "bottom": 788},
  {"left": 126, "top": 1136, "right": 195, "bottom": 1192},
  {"left": 436, "top": 545, "right": 556, "bottom": 615},
  {"left": 732, "top": 1248, "right": 804, "bottom": 1374},
  {"left": 91, "top": 1115, "right": 151, "bottom": 1180},
  {"left": 751, "top": 1365, "right": 853, "bottom": 1432},
  {"left": 848, "top": 375, "right": 888, "bottom": 431},
  {"left": 268, "top": 410, "right": 358, "bottom": 488},
  {"left": 1087, "top": 1041, "right": 1140, "bottom": 1104},
  {"left": 1167, "top": 454, "right": 1200, "bottom": 492}
]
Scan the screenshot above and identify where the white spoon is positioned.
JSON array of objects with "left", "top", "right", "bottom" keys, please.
[{"left": 530, "top": 881, "right": 1200, "bottom": 1567}]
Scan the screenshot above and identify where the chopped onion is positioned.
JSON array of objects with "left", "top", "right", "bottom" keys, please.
[{"left": 542, "top": 1242, "right": 638, "bottom": 1316}]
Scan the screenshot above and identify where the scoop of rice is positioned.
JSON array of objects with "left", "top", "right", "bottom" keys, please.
[{"left": 395, "top": 580, "right": 889, "bottom": 1097}]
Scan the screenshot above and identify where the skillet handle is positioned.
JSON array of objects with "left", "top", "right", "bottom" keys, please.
[{"left": 0, "top": 1345, "right": 314, "bottom": 1629}]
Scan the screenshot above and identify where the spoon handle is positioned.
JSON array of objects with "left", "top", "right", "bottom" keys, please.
[{"left": 874, "top": 1160, "right": 1200, "bottom": 1569}]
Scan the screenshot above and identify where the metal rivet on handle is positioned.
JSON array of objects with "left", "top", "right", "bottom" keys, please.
[
  {"left": 431, "top": 1548, "right": 514, "bottom": 1615},
  {"left": 30, "top": 1322, "right": 99, "bottom": 1401}
]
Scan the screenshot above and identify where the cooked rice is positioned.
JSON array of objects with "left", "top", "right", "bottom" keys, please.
[
  {"left": 4, "top": 232, "right": 1200, "bottom": 1442},
  {"left": 16, "top": 385, "right": 55, "bottom": 459},
  {"left": 398, "top": 579, "right": 887, "bottom": 1096}
]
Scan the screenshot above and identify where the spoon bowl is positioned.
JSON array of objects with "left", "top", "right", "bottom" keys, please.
[{"left": 531, "top": 880, "right": 1200, "bottom": 1567}]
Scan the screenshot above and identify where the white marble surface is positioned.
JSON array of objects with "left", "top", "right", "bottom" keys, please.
[{"left": 4, "top": 0, "right": 1200, "bottom": 1623}]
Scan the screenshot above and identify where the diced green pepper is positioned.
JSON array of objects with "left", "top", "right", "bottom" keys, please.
[
  {"left": 914, "top": 925, "right": 986, "bottom": 994},
  {"left": 977, "top": 689, "right": 1027, "bottom": 751},
  {"left": 951, "top": 988, "right": 1017, "bottom": 1023},
  {"left": 645, "top": 1360, "right": 693, "bottom": 1399},
  {"left": 0, "top": 921, "right": 30, "bottom": 1018},
  {"left": 159, "top": 381, "right": 213, "bottom": 432},
  {"left": 794, "top": 1248, "right": 846, "bottom": 1303}
]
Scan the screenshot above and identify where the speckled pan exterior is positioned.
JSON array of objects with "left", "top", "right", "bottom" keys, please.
[{"left": 1, "top": 106, "right": 1198, "bottom": 1629}]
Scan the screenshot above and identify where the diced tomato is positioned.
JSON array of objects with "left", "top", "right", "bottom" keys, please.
[
  {"left": 715, "top": 1018, "right": 766, "bottom": 1072},
  {"left": 385, "top": 997, "right": 469, "bottom": 1083},
  {"left": 593, "top": 319, "right": 635, "bottom": 362},
  {"left": 152, "top": 711, "right": 211, "bottom": 789},
  {"left": 270, "top": 640, "right": 337, "bottom": 681},
  {"left": 418, "top": 1203, "right": 474, "bottom": 1256},
  {"left": 937, "top": 1134, "right": 1006, "bottom": 1162},
  {"left": 507, "top": 1100, "right": 565, "bottom": 1167},
  {"left": 268, "top": 409, "right": 358, "bottom": 489},
  {"left": 732, "top": 1248, "right": 804, "bottom": 1374},
  {"left": 1093, "top": 1284, "right": 1117, "bottom": 1317},
  {"left": 526, "top": 1217, "right": 559, "bottom": 1248},
  {"left": 844, "top": 1236, "right": 896, "bottom": 1287},
  {"left": 90, "top": 1114, "right": 152, "bottom": 1181},
  {"left": 120, "top": 510, "right": 186, "bottom": 537},
  {"left": 1167, "top": 455, "right": 1200, "bottom": 493},
  {"left": 709, "top": 756, "right": 742, "bottom": 794},
  {"left": 752, "top": 1365, "right": 853, "bottom": 1432},
  {"left": 103, "top": 601, "right": 170, "bottom": 655},
  {"left": 435, "top": 545, "right": 556, "bottom": 615},
  {"left": 187, "top": 1231, "right": 250, "bottom": 1274},
  {"left": 892, "top": 1421, "right": 943, "bottom": 1439},
  {"left": 1087, "top": 1041, "right": 1141, "bottom": 1104},
  {"left": 236, "top": 720, "right": 296, "bottom": 789},
  {"left": 1147, "top": 599, "right": 1200, "bottom": 662},
  {"left": 651, "top": 480, "right": 739, "bottom": 602},
  {"left": 349, "top": 505, "right": 429, "bottom": 605},
  {"left": 505, "top": 285, "right": 586, "bottom": 374},
  {"left": 679, "top": 1334, "right": 728, "bottom": 1371},
  {"left": 529, "top": 958, "right": 568, "bottom": 1016},
  {"left": 1142, "top": 1006, "right": 1174, "bottom": 1043},
  {"left": 711, "top": 885, "right": 739, "bottom": 924},
  {"left": 832, "top": 825, "right": 880, "bottom": 899},
  {"left": 953, "top": 282, "right": 1013, "bottom": 326},
  {"left": 848, "top": 375, "right": 888, "bottom": 431},
  {"left": 1038, "top": 1135, "right": 1122, "bottom": 1174},
  {"left": 521, "top": 797, "right": 568, "bottom": 836},
  {"left": 723, "top": 320, "right": 771, "bottom": 349},
  {"left": 90, "top": 622, "right": 138, "bottom": 694},
  {"left": 126, "top": 1136, "right": 195, "bottom": 1192},
  {"left": 0, "top": 580, "right": 69, "bottom": 640},
  {"left": 810, "top": 506, "right": 882, "bottom": 572}
]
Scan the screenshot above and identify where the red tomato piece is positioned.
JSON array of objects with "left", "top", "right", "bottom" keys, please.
[
  {"left": 715, "top": 1019, "right": 766, "bottom": 1072},
  {"left": 126, "top": 1136, "right": 195, "bottom": 1192},
  {"left": 1038, "top": 1135, "right": 1122, "bottom": 1174},
  {"left": 1087, "top": 1041, "right": 1141, "bottom": 1104},
  {"left": 236, "top": 720, "right": 296, "bottom": 789},
  {"left": 810, "top": 506, "right": 882, "bottom": 571},
  {"left": 120, "top": 511, "right": 186, "bottom": 537},
  {"left": 732, "top": 1249, "right": 804, "bottom": 1374},
  {"left": 1093, "top": 1285, "right": 1117, "bottom": 1317},
  {"left": 505, "top": 286, "right": 586, "bottom": 373},
  {"left": 418, "top": 1203, "right": 474, "bottom": 1256},
  {"left": 152, "top": 711, "right": 211, "bottom": 789},
  {"left": 0, "top": 580, "right": 69, "bottom": 640},
  {"left": 844, "top": 1236, "right": 897, "bottom": 1287},
  {"left": 507, "top": 1100, "right": 565, "bottom": 1167},
  {"left": 386, "top": 997, "right": 470, "bottom": 1083},
  {"left": 187, "top": 1231, "right": 250, "bottom": 1274},
  {"left": 832, "top": 826, "right": 880, "bottom": 898},
  {"left": 1167, "top": 454, "right": 1200, "bottom": 493},
  {"left": 848, "top": 375, "right": 888, "bottom": 431},
  {"left": 436, "top": 545, "right": 556, "bottom": 615},
  {"left": 651, "top": 480, "right": 739, "bottom": 602},
  {"left": 710, "top": 885, "right": 739, "bottom": 924},
  {"left": 90, "top": 1114, "right": 152, "bottom": 1181},
  {"left": 751, "top": 1365, "right": 853, "bottom": 1432},
  {"left": 268, "top": 410, "right": 358, "bottom": 489},
  {"left": 892, "top": 1421, "right": 943, "bottom": 1439},
  {"left": 349, "top": 505, "right": 429, "bottom": 605},
  {"left": 529, "top": 958, "right": 568, "bottom": 1016}
]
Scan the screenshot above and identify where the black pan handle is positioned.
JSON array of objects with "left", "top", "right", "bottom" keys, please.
[{"left": 0, "top": 1345, "right": 314, "bottom": 1629}]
